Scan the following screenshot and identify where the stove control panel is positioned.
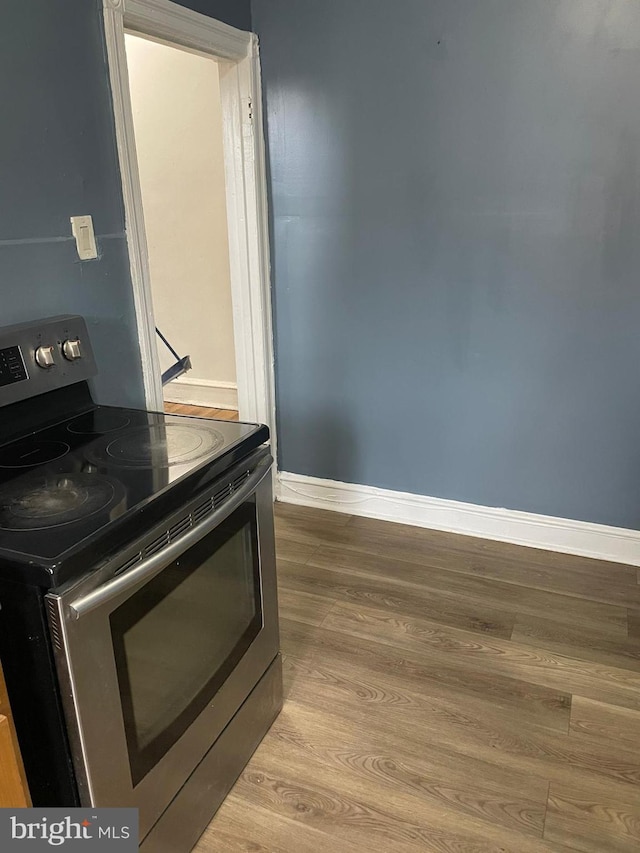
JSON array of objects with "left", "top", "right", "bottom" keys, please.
[
  {"left": 0, "top": 315, "right": 97, "bottom": 407},
  {"left": 0, "top": 345, "right": 28, "bottom": 387}
]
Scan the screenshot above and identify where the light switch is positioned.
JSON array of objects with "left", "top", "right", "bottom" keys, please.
[{"left": 70, "top": 215, "right": 98, "bottom": 260}]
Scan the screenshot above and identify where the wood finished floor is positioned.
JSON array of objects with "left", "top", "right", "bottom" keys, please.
[
  {"left": 163, "top": 402, "right": 239, "bottom": 421},
  {"left": 195, "top": 503, "right": 640, "bottom": 853}
]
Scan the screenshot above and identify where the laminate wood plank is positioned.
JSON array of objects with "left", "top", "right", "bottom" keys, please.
[
  {"left": 277, "top": 557, "right": 516, "bottom": 638},
  {"left": 275, "top": 501, "right": 353, "bottom": 528},
  {"left": 273, "top": 510, "right": 361, "bottom": 549},
  {"left": 276, "top": 586, "right": 336, "bottom": 628},
  {"left": 283, "top": 649, "right": 640, "bottom": 804},
  {"left": 263, "top": 699, "right": 548, "bottom": 837},
  {"left": 280, "top": 617, "right": 571, "bottom": 733},
  {"left": 438, "top": 552, "right": 640, "bottom": 610},
  {"left": 570, "top": 696, "right": 640, "bottom": 748},
  {"left": 289, "top": 676, "right": 640, "bottom": 812},
  {"left": 283, "top": 640, "right": 571, "bottom": 737},
  {"left": 275, "top": 512, "right": 640, "bottom": 609},
  {"left": 275, "top": 537, "right": 318, "bottom": 564},
  {"left": 282, "top": 657, "right": 561, "bottom": 803},
  {"left": 511, "top": 614, "right": 640, "bottom": 672},
  {"left": 227, "top": 744, "right": 573, "bottom": 853},
  {"left": 322, "top": 601, "right": 640, "bottom": 712},
  {"left": 196, "top": 799, "right": 374, "bottom": 853},
  {"left": 544, "top": 783, "right": 640, "bottom": 852},
  {"left": 628, "top": 609, "right": 640, "bottom": 638},
  {"left": 308, "top": 544, "right": 628, "bottom": 636},
  {"left": 279, "top": 616, "right": 325, "bottom": 662}
]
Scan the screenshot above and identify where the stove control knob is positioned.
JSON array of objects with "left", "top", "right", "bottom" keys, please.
[
  {"left": 62, "top": 339, "right": 82, "bottom": 361},
  {"left": 35, "top": 345, "right": 55, "bottom": 369}
]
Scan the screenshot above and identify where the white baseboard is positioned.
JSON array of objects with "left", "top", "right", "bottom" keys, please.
[
  {"left": 163, "top": 377, "right": 238, "bottom": 410},
  {"left": 276, "top": 472, "right": 640, "bottom": 567}
]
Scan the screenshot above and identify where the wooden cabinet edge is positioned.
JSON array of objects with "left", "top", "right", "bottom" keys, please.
[
  {"left": 0, "top": 665, "right": 31, "bottom": 808},
  {"left": 0, "top": 714, "right": 30, "bottom": 807}
]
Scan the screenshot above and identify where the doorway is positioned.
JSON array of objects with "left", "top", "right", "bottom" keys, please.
[
  {"left": 102, "top": 0, "right": 276, "bottom": 452},
  {"left": 124, "top": 34, "right": 239, "bottom": 422}
]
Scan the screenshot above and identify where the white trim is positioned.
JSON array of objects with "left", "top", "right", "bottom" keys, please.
[
  {"left": 163, "top": 377, "right": 238, "bottom": 410},
  {"left": 218, "top": 39, "right": 277, "bottom": 443},
  {"left": 249, "top": 39, "right": 277, "bottom": 448},
  {"left": 216, "top": 44, "right": 278, "bottom": 481},
  {"left": 103, "top": 0, "right": 164, "bottom": 410},
  {"left": 119, "top": 0, "right": 250, "bottom": 58},
  {"left": 101, "top": 0, "right": 277, "bottom": 459},
  {"left": 276, "top": 472, "right": 640, "bottom": 567}
]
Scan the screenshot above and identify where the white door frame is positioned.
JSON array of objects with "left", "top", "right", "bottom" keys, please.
[{"left": 102, "top": 0, "right": 277, "bottom": 458}]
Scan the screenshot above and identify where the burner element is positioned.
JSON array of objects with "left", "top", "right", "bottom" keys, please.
[
  {"left": 0, "top": 474, "right": 122, "bottom": 531},
  {"left": 68, "top": 411, "right": 131, "bottom": 435},
  {"left": 89, "top": 424, "right": 226, "bottom": 469},
  {"left": 0, "top": 440, "right": 70, "bottom": 468}
]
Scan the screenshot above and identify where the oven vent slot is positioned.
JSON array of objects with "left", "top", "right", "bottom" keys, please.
[
  {"left": 192, "top": 497, "right": 214, "bottom": 524},
  {"left": 114, "top": 551, "right": 142, "bottom": 576},
  {"left": 144, "top": 532, "right": 169, "bottom": 558},
  {"left": 46, "top": 599, "right": 63, "bottom": 652},
  {"left": 169, "top": 516, "right": 192, "bottom": 540},
  {"left": 213, "top": 484, "right": 232, "bottom": 506},
  {"left": 232, "top": 470, "right": 250, "bottom": 491}
]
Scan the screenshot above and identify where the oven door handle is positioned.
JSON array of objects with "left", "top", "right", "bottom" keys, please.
[{"left": 67, "top": 458, "right": 272, "bottom": 619}]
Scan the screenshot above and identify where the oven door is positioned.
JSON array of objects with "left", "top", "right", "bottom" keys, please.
[{"left": 45, "top": 449, "right": 278, "bottom": 839}]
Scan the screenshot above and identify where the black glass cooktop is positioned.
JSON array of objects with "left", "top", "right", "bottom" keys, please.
[{"left": 0, "top": 406, "right": 267, "bottom": 567}]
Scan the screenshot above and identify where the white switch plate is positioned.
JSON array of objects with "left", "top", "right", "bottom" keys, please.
[{"left": 70, "top": 215, "right": 98, "bottom": 260}]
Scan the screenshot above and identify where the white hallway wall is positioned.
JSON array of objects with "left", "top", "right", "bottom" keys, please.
[{"left": 125, "top": 34, "right": 237, "bottom": 408}]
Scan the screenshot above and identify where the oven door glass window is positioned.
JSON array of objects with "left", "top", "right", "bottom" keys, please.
[{"left": 110, "top": 501, "right": 262, "bottom": 786}]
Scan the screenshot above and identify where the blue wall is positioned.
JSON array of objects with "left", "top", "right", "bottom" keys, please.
[
  {"left": 252, "top": 0, "right": 640, "bottom": 529},
  {"left": 0, "top": 0, "right": 143, "bottom": 406},
  {"left": 0, "top": 0, "right": 250, "bottom": 408},
  {"left": 175, "top": 0, "right": 250, "bottom": 30}
]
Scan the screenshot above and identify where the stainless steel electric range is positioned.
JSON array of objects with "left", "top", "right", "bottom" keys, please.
[{"left": 0, "top": 315, "right": 282, "bottom": 851}]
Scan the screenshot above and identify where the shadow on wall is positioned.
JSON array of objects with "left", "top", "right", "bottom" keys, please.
[{"left": 278, "top": 409, "right": 358, "bottom": 485}]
